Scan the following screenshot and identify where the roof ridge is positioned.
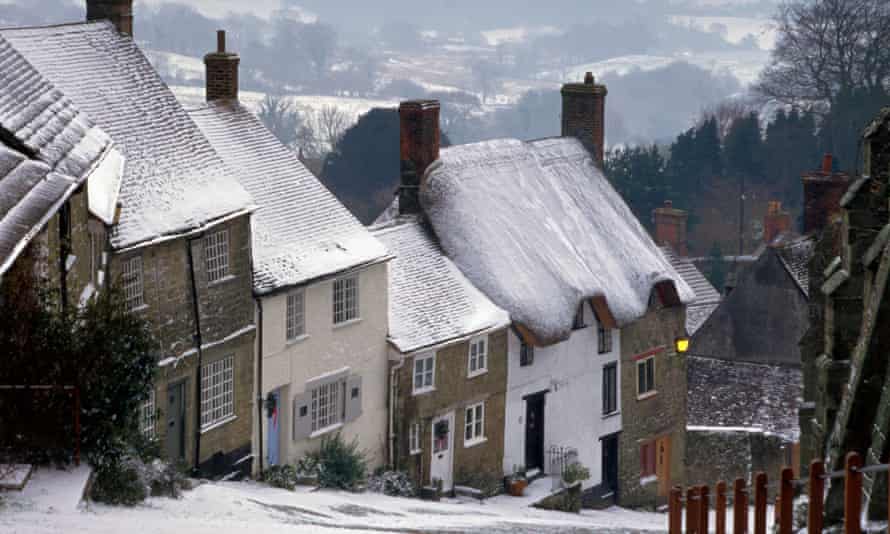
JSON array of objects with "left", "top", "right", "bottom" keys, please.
[{"left": 0, "top": 20, "right": 109, "bottom": 33}]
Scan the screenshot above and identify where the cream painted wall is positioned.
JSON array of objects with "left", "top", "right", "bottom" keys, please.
[
  {"left": 257, "top": 261, "right": 390, "bottom": 468},
  {"left": 503, "top": 302, "right": 621, "bottom": 489}
]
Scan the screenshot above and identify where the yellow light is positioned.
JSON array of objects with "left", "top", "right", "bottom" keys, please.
[{"left": 675, "top": 337, "right": 690, "bottom": 354}]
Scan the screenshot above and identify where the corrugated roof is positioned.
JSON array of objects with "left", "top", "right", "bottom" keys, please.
[
  {"left": 188, "top": 101, "right": 388, "bottom": 293},
  {"left": 371, "top": 216, "right": 510, "bottom": 353},
  {"left": 1, "top": 22, "right": 252, "bottom": 250},
  {"left": 421, "top": 137, "right": 694, "bottom": 344},
  {"left": 659, "top": 245, "right": 721, "bottom": 334}
]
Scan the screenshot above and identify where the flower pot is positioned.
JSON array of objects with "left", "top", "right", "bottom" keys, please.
[{"left": 508, "top": 479, "right": 528, "bottom": 496}]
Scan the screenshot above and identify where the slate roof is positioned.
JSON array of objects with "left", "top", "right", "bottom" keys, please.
[
  {"left": 420, "top": 137, "right": 693, "bottom": 345},
  {"left": 1, "top": 22, "right": 253, "bottom": 250},
  {"left": 370, "top": 216, "right": 510, "bottom": 353},
  {"left": 189, "top": 101, "right": 388, "bottom": 293},
  {"left": 774, "top": 234, "right": 816, "bottom": 297},
  {"left": 0, "top": 34, "right": 112, "bottom": 275},
  {"left": 659, "top": 245, "right": 721, "bottom": 335},
  {"left": 687, "top": 355, "right": 802, "bottom": 441}
]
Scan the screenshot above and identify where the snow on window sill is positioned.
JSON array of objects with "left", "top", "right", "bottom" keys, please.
[
  {"left": 467, "top": 368, "right": 488, "bottom": 379},
  {"left": 602, "top": 410, "right": 620, "bottom": 420},
  {"left": 640, "top": 474, "right": 657, "bottom": 486},
  {"left": 128, "top": 303, "right": 149, "bottom": 314},
  {"left": 464, "top": 436, "right": 487, "bottom": 449},
  {"left": 208, "top": 274, "right": 237, "bottom": 288},
  {"left": 412, "top": 386, "right": 436, "bottom": 397},
  {"left": 310, "top": 422, "right": 344, "bottom": 439},
  {"left": 200, "top": 414, "right": 237, "bottom": 434},
  {"left": 637, "top": 390, "right": 658, "bottom": 401},
  {"left": 286, "top": 334, "right": 309, "bottom": 346},
  {"left": 409, "top": 448, "right": 422, "bottom": 456},
  {"left": 332, "top": 317, "right": 362, "bottom": 330},
  {"left": 65, "top": 254, "right": 77, "bottom": 273}
]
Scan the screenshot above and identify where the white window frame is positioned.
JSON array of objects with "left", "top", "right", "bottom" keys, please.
[
  {"left": 310, "top": 378, "right": 346, "bottom": 433},
  {"left": 602, "top": 362, "right": 618, "bottom": 416},
  {"left": 286, "top": 290, "right": 306, "bottom": 341},
  {"left": 464, "top": 402, "right": 485, "bottom": 446},
  {"left": 140, "top": 388, "right": 156, "bottom": 439},
  {"left": 201, "top": 355, "right": 235, "bottom": 430},
  {"left": 409, "top": 422, "right": 422, "bottom": 455},
  {"left": 412, "top": 353, "right": 435, "bottom": 394},
  {"left": 467, "top": 335, "right": 488, "bottom": 378},
  {"left": 204, "top": 229, "right": 230, "bottom": 283},
  {"left": 333, "top": 275, "right": 359, "bottom": 324},
  {"left": 122, "top": 255, "right": 144, "bottom": 311},
  {"left": 637, "top": 356, "right": 656, "bottom": 398}
]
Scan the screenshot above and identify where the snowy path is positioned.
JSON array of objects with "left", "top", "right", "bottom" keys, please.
[{"left": 1, "top": 479, "right": 669, "bottom": 533}]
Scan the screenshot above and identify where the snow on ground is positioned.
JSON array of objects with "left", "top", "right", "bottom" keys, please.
[
  {"left": 3, "top": 464, "right": 91, "bottom": 514},
  {"left": 2, "top": 475, "right": 669, "bottom": 534}
]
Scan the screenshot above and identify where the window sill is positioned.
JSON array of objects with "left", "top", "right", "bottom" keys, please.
[
  {"left": 310, "top": 422, "right": 344, "bottom": 439},
  {"left": 602, "top": 410, "right": 620, "bottom": 420},
  {"left": 332, "top": 317, "right": 362, "bottom": 330},
  {"left": 637, "top": 390, "right": 658, "bottom": 401},
  {"left": 409, "top": 449, "right": 422, "bottom": 456},
  {"left": 208, "top": 274, "right": 237, "bottom": 288},
  {"left": 128, "top": 303, "right": 149, "bottom": 313},
  {"left": 467, "top": 368, "right": 488, "bottom": 379},
  {"left": 464, "top": 436, "right": 487, "bottom": 449},
  {"left": 286, "top": 334, "right": 309, "bottom": 346},
  {"left": 412, "top": 386, "right": 436, "bottom": 397},
  {"left": 640, "top": 474, "right": 657, "bottom": 486},
  {"left": 200, "top": 414, "right": 237, "bottom": 434}
]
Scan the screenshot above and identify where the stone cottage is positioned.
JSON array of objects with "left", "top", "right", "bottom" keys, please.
[
  {"left": 802, "top": 108, "right": 890, "bottom": 520},
  {"left": 387, "top": 78, "right": 693, "bottom": 508},
  {"left": 188, "top": 33, "right": 392, "bottom": 472},
  {"left": 2, "top": 1, "right": 259, "bottom": 476}
]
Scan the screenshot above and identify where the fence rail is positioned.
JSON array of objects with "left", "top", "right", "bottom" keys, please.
[{"left": 668, "top": 452, "right": 888, "bottom": 534}]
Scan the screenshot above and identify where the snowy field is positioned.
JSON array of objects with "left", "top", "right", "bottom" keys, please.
[{"left": 1, "top": 473, "right": 670, "bottom": 534}]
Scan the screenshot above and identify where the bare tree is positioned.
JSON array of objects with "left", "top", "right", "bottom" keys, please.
[
  {"left": 699, "top": 99, "right": 754, "bottom": 139},
  {"left": 257, "top": 94, "right": 302, "bottom": 149},
  {"left": 757, "top": 0, "right": 890, "bottom": 106},
  {"left": 316, "top": 106, "right": 350, "bottom": 151}
]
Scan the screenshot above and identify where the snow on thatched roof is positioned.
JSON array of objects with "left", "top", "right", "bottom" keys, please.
[{"left": 420, "top": 137, "right": 693, "bottom": 345}]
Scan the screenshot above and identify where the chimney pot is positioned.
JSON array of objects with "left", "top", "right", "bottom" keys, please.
[
  {"left": 217, "top": 30, "right": 226, "bottom": 53},
  {"left": 763, "top": 199, "right": 792, "bottom": 244},
  {"left": 584, "top": 72, "right": 594, "bottom": 84},
  {"left": 664, "top": 200, "right": 673, "bottom": 209},
  {"left": 561, "top": 74, "right": 608, "bottom": 168},
  {"left": 86, "top": 0, "right": 133, "bottom": 37},
  {"left": 204, "top": 29, "right": 240, "bottom": 102},
  {"left": 822, "top": 153, "right": 833, "bottom": 174}
]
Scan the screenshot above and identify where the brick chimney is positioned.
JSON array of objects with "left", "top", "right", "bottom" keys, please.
[
  {"left": 398, "top": 100, "right": 440, "bottom": 216},
  {"left": 763, "top": 200, "right": 792, "bottom": 245},
  {"left": 802, "top": 154, "right": 852, "bottom": 235},
  {"left": 204, "top": 30, "right": 240, "bottom": 102},
  {"left": 86, "top": 0, "right": 133, "bottom": 36},
  {"left": 561, "top": 72, "right": 607, "bottom": 168},
  {"left": 652, "top": 200, "right": 688, "bottom": 256}
]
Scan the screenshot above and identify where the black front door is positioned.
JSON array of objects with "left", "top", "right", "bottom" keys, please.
[
  {"left": 525, "top": 393, "right": 546, "bottom": 471},
  {"left": 601, "top": 433, "right": 619, "bottom": 495}
]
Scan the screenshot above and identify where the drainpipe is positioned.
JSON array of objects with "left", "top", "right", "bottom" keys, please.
[
  {"left": 388, "top": 355, "right": 405, "bottom": 469},
  {"left": 255, "top": 297, "right": 264, "bottom": 477},
  {"left": 185, "top": 237, "right": 204, "bottom": 475}
]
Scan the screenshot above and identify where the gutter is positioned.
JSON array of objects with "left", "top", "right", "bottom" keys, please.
[
  {"left": 114, "top": 207, "right": 256, "bottom": 255},
  {"left": 255, "top": 297, "right": 264, "bottom": 477},
  {"left": 185, "top": 235, "right": 205, "bottom": 475}
]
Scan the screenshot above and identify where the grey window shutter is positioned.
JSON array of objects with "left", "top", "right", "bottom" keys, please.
[
  {"left": 345, "top": 375, "right": 363, "bottom": 423},
  {"left": 293, "top": 392, "right": 312, "bottom": 441}
]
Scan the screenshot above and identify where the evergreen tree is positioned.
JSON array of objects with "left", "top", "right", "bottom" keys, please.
[{"left": 724, "top": 112, "right": 763, "bottom": 181}]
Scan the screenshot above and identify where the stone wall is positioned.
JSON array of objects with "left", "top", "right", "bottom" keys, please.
[
  {"left": 618, "top": 298, "right": 687, "bottom": 508},
  {"left": 393, "top": 328, "right": 508, "bottom": 491},
  {"left": 44, "top": 186, "right": 94, "bottom": 310}
]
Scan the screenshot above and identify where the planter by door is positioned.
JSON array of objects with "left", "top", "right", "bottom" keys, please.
[
  {"left": 525, "top": 393, "right": 546, "bottom": 472},
  {"left": 266, "top": 389, "right": 281, "bottom": 466},
  {"left": 430, "top": 412, "right": 454, "bottom": 492}
]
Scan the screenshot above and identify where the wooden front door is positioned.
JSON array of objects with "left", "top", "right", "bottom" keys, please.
[
  {"left": 601, "top": 433, "right": 619, "bottom": 495},
  {"left": 165, "top": 381, "right": 186, "bottom": 461},
  {"left": 525, "top": 393, "right": 546, "bottom": 472},
  {"left": 656, "top": 435, "right": 671, "bottom": 497}
]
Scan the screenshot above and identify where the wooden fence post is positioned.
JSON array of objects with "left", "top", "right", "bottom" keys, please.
[
  {"left": 845, "top": 452, "right": 862, "bottom": 534},
  {"left": 809, "top": 460, "right": 825, "bottom": 534},
  {"left": 669, "top": 486, "right": 682, "bottom": 534},
  {"left": 734, "top": 477, "right": 748, "bottom": 534},
  {"left": 754, "top": 472, "right": 767, "bottom": 534},
  {"left": 716, "top": 480, "right": 727, "bottom": 534},
  {"left": 687, "top": 486, "right": 700, "bottom": 534},
  {"left": 779, "top": 467, "right": 794, "bottom": 534},
  {"left": 699, "top": 485, "right": 710, "bottom": 534}
]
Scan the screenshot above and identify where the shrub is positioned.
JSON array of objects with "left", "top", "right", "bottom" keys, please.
[
  {"left": 263, "top": 464, "right": 299, "bottom": 491},
  {"left": 368, "top": 470, "right": 415, "bottom": 497},
  {"left": 562, "top": 462, "right": 591, "bottom": 485},
  {"left": 456, "top": 468, "right": 503, "bottom": 498},
  {"left": 146, "top": 459, "right": 191, "bottom": 498},
  {"left": 91, "top": 457, "right": 148, "bottom": 506},
  {"left": 304, "top": 433, "right": 367, "bottom": 491}
]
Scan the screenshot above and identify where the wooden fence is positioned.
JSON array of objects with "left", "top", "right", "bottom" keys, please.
[{"left": 668, "top": 452, "right": 888, "bottom": 534}]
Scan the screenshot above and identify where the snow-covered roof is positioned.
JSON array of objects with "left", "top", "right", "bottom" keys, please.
[
  {"left": 687, "top": 356, "right": 801, "bottom": 441},
  {"left": 420, "top": 137, "right": 694, "bottom": 344},
  {"left": 659, "top": 245, "right": 721, "bottom": 335},
  {"left": 774, "top": 234, "right": 815, "bottom": 298},
  {"left": 0, "top": 22, "right": 253, "bottom": 250},
  {"left": 371, "top": 216, "right": 510, "bottom": 353},
  {"left": 188, "top": 101, "right": 388, "bottom": 293}
]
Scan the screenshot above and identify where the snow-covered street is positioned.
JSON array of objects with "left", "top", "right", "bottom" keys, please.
[{"left": 1, "top": 472, "right": 669, "bottom": 534}]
